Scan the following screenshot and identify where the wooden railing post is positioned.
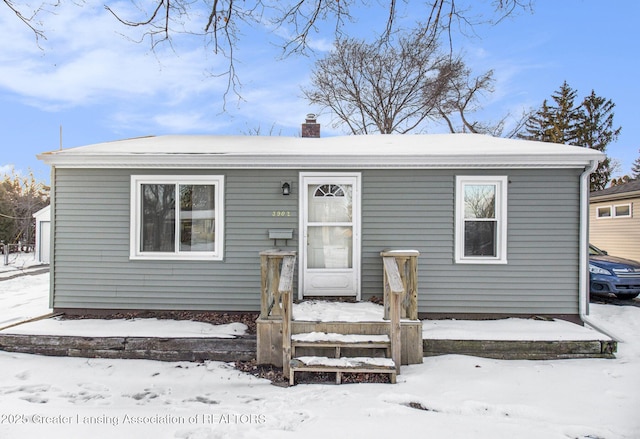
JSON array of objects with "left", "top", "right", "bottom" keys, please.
[
  {"left": 259, "top": 250, "right": 296, "bottom": 320},
  {"left": 383, "top": 256, "right": 404, "bottom": 375},
  {"left": 380, "top": 250, "right": 420, "bottom": 320},
  {"left": 260, "top": 252, "right": 269, "bottom": 318},
  {"left": 279, "top": 255, "right": 296, "bottom": 377},
  {"left": 258, "top": 250, "right": 296, "bottom": 374}
]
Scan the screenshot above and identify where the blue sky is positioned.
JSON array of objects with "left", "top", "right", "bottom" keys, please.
[{"left": 1, "top": 1, "right": 638, "bottom": 184}]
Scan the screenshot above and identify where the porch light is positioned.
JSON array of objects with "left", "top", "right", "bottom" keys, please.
[{"left": 281, "top": 181, "right": 292, "bottom": 196}]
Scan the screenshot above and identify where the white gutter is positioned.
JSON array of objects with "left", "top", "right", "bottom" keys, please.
[
  {"left": 579, "top": 160, "right": 622, "bottom": 342},
  {"left": 37, "top": 153, "right": 601, "bottom": 170}
]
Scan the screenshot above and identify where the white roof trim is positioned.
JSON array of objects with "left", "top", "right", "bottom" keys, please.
[
  {"left": 37, "top": 133, "right": 605, "bottom": 169},
  {"left": 32, "top": 205, "right": 51, "bottom": 220}
]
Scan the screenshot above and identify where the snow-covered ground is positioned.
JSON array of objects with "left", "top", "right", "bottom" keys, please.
[
  {"left": 0, "top": 251, "right": 45, "bottom": 277},
  {"left": 0, "top": 269, "right": 639, "bottom": 438},
  {"left": 0, "top": 253, "right": 51, "bottom": 329}
]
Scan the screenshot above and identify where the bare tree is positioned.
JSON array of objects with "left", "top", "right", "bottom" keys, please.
[
  {"left": 0, "top": 170, "right": 49, "bottom": 245},
  {"left": 2, "top": 0, "right": 55, "bottom": 43},
  {"left": 241, "top": 122, "right": 282, "bottom": 136},
  {"left": 7, "top": 0, "right": 532, "bottom": 98},
  {"left": 103, "top": 0, "right": 532, "bottom": 56},
  {"left": 435, "top": 61, "right": 496, "bottom": 134},
  {"left": 302, "top": 28, "right": 496, "bottom": 135},
  {"left": 432, "top": 64, "right": 531, "bottom": 138}
]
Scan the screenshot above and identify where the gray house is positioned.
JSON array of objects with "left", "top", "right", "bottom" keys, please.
[{"left": 38, "top": 128, "right": 603, "bottom": 323}]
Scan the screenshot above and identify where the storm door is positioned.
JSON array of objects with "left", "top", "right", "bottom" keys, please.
[{"left": 300, "top": 173, "right": 361, "bottom": 298}]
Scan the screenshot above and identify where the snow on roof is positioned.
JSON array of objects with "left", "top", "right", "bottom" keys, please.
[
  {"left": 37, "top": 133, "right": 604, "bottom": 169},
  {"left": 32, "top": 205, "right": 50, "bottom": 220}
]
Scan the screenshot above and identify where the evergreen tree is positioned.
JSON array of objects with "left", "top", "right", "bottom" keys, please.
[
  {"left": 576, "top": 90, "right": 621, "bottom": 191},
  {"left": 519, "top": 99, "right": 555, "bottom": 142},
  {"left": 518, "top": 82, "right": 620, "bottom": 191},
  {"left": 519, "top": 81, "right": 580, "bottom": 143},
  {"left": 549, "top": 82, "right": 581, "bottom": 144}
]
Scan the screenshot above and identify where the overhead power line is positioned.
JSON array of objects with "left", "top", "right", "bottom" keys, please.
[{"left": 0, "top": 212, "right": 32, "bottom": 220}]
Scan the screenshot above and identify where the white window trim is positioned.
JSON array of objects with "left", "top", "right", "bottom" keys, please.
[
  {"left": 596, "top": 203, "right": 632, "bottom": 219},
  {"left": 596, "top": 205, "right": 612, "bottom": 219},
  {"left": 130, "top": 175, "right": 224, "bottom": 261},
  {"left": 455, "top": 175, "right": 508, "bottom": 264},
  {"left": 613, "top": 203, "right": 632, "bottom": 218}
]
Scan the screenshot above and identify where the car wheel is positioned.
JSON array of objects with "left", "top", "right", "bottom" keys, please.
[{"left": 614, "top": 293, "right": 639, "bottom": 300}]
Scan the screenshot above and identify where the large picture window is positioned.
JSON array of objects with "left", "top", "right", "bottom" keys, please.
[
  {"left": 131, "top": 175, "right": 224, "bottom": 260},
  {"left": 455, "top": 176, "right": 507, "bottom": 264}
]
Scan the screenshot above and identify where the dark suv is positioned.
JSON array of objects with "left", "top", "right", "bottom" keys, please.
[{"left": 589, "top": 244, "right": 640, "bottom": 300}]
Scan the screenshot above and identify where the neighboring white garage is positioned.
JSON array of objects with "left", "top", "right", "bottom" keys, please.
[{"left": 33, "top": 205, "right": 51, "bottom": 264}]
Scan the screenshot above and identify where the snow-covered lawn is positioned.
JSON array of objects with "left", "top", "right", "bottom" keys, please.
[
  {"left": 0, "top": 255, "right": 51, "bottom": 329},
  {"left": 0, "top": 272, "right": 639, "bottom": 438},
  {"left": 0, "top": 251, "right": 45, "bottom": 277}
]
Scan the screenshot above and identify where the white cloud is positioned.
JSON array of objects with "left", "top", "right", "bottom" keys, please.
[
  {"left": 0, "top": 164, "right": 15, "bottom": 176},
  {"left": 0, "top": 2, "right": 231, "bottom": 110},
  {"left": 0, "top": 0, "right": 323, "bottom": 138},
  {"left": 306, "top": 37, "right": 334, "bottom": 52}
]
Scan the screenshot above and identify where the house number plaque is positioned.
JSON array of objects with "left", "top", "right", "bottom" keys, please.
[{"left": 272, "top": 211, "right": 292, "bottom": 217}]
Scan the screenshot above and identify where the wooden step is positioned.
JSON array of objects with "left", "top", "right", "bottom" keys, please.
[
  {"left": 290, "top": 356, "right": 397, "bottom": 385},
  {"left": 291, "top": 332, "right": 391, "bottom": 358}
]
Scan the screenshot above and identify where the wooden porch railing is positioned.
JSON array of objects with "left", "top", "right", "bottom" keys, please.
[
  {"left": 259, "top": 249, "right": 417, "bottom": 379},
  {"left": 259, "top": 250, "right": 297, "bottom": 320},
  {"left": 382, "top": 255, "right": 405, "bottom": 374},
  {"left": 279, "top": 257, "right": 295, "bottom": 377},
  {"left": 259, "top": 250, "right": 296, "bottom": 376},
  {"left": 380, "top": 250, "right": 419, "bottom": 320}
]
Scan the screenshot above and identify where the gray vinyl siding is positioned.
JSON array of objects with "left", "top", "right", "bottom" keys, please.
[
  {"left": 52, "top": 167, "right": 582, "bottom": 315},
  {"left": 589, "top": 197, "right": 640, "bottom": 261},
  {"left": 52, "top": 169, "right": 299, "bottom": 311},
  {"left": 359, "top": 169, "right": 581, "bottom": 315}
]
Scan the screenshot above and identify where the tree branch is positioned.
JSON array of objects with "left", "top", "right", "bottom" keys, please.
[{"left": 3, "top": 0, "right": 55, "bottom": 43}]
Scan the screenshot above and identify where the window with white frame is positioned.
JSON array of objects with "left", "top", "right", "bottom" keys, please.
[
  {"left": 596, "top": 206, "right": 612, "bottom": 218},
  {"left": 596, "top": 203, "right": 632, "bottom": 219},
  {"left": 130, "top": 175, "right": 224, "bottom": 260},
  {"left": 455, "top": 176, "right": 508, "bottom": 264},
  {"left": 614, "top": 203, "right": 632, "bottom": 218}
]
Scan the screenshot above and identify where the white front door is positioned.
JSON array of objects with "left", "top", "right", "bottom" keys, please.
[{"left": 300, "top": 173, "right": 361, "bottom": 298}]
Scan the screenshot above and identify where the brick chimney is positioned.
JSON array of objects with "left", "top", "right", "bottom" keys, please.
[{"left": 301, "top": 114, "right": 320, "bottom": 138}]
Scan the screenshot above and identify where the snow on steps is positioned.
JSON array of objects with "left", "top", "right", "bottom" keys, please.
[
  {"left": 291, "top": 331, "right": 391, "bottom": 357},
  {"left": 289, "top": 332, "right": 396, "bottom": 385},
  {"left": 291, "top": 331, "right": 392, "bottom": 361},
  {"left": 289, "top": 356, "right": 397, "bottom": 385},
  {"left": 292, "top": 332, "right": 390, "bottom": 343}
]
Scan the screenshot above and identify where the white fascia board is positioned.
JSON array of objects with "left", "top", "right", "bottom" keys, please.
[
  {"left": 37, "top": 153, "right": 601, "bottom": 169},
  {"left": 36, "top": 133, "right": 606, "bottom": 169}
]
